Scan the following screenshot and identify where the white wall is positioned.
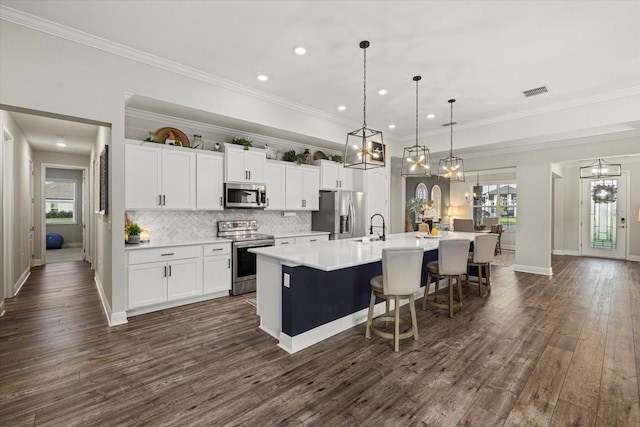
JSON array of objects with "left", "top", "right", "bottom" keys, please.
[{"left": 0, "top": 110, "right": 34, "bottom": 297}]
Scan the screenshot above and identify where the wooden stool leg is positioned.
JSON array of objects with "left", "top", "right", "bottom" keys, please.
[
  {"left": 422, "top": 272, "right": 431, "bottom": 310},
  {"left": 394, "top": 296, "right": 400, "bottom": 352},
  {"left": 486, "top": 264, "right": 492, "bottom": 295},
  {"left": 448, "top": 276, "right": 454, "bottom": 318},
  {"left": 365, "top": 290, "right": 376, "bottom": 339},
  {"left": 457, "top": 275, "right": 463, "bottom": 310},
  {"left": 478, "top": 264, "right": 484, "bottom": 298},
  {"left": 409, "top": 295, "right": 418, "bottom": 340}
]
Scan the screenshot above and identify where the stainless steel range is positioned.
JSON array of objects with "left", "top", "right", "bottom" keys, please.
[{"left": 217, "top": 220, "right": 275, "bottom": 296}]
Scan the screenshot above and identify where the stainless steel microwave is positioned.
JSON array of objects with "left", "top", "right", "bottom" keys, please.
[{"left": 224, "top": 183, "right": 267, "bottom": 209}]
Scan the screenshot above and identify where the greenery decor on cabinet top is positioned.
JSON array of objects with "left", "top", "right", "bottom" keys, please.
[
  {"left": 231, "top": 136, "right": 253, "bottom": 150},
  {"left": 282, "top": 149, "right": 304, "bottom": 164}
]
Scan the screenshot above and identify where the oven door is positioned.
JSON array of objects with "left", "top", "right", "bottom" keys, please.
[{"left": 233, "top": 239, "right": 275, "bottom": 283}]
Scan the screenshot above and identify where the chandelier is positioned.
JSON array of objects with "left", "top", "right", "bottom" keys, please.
[
  {"left": 343, "top": 41, "right": 385, "bottom": 170},
  {"left": 438, "top": 99, "right": 465, "bottom": 181},
  {"left": 579, "top": 158, "right": 621, "bottom": 179},
  {"left": 401, "top": 76, "right": 431, "bottom": 177}
]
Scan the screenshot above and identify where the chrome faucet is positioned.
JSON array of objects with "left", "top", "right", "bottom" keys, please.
[{"left": 369, "top": 213, "right": 386, "bottom": 241}]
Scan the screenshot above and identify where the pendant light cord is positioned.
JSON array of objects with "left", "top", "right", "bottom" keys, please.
[
  {"left": 362, "top": 45, "right": 367, "bottom": 128},
  {"left": 449, "top": 99, "right": 455, "bottom": 157},
  {"left": 415, "top": 77, "right": 419, "bottom": 148}
]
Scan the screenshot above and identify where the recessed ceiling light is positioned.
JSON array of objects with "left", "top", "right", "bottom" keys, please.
[
  {"left": 294, "top": 47, "right": 306, "bottom": 55},
  {"left": 388, "top": 124, "right": 396, "bottom": 129},
  {"left": 378, "top": 89, "right": 387, "bottom": 95},
  {"left": 338, "top": 105, "right": 346, "bottom": 111},
  {"left": 427, "top": 114, "right": 435, "bottom": 119},
  {"left": 257, "top": 75, "right": 268, "bottom": 82},
  {"left": 56, "top": 142, "right": 66, "bottom": 147}
]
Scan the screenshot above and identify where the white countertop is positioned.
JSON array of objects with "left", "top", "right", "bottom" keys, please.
[
  {"left": 124, "top": 237, "right": 232, "bottom": 251},
  {"left": 249, "top": 231, "right": 479, "bottom": 271},
  {"left": 272, "top": 231, "right": 331, "bottom": 239}
]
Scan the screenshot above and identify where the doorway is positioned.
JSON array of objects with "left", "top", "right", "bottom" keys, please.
[
  {"left": 580, "top": 171, "right": 629, "bottom": 259},
  {"left": 42, "top": 165, "right": 88, "bottom": 264}
]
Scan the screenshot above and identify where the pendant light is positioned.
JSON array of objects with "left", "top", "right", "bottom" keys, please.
[
  {"left": 344, "top": 41, "right": 385, "bottom": 170},
  {"left": 401, "top": 76, "right": 431, "bottom": 177},
  {"left": 579, "top": 158, "right": 621, "bottom": 179},
  {"left": 438, "top": 99, "right": 465, "bottom": 181}
]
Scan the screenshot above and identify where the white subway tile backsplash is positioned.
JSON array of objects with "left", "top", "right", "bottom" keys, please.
[{"left": 126, "top": 210, "right": 311, "bottom": 240}]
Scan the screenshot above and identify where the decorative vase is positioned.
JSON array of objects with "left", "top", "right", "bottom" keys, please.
[
  {"left": 128, "top": 234, "right": 140, "bottom": 244},
  {"left": 303, "top": 149, "right": 312, "bottom": 165}
]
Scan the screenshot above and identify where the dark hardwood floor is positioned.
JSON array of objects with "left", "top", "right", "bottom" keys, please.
[{"left": 1, "top": 257, "right": 639, "bottom": 426}]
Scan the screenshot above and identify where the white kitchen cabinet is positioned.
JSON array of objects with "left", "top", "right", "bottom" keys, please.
[
  {"left": 275, "top": 237, "right": 296, "bottom": 246},
  {"left": 264, "top": 161, "right": 286, "bottom": 210},
  {"left": 285, "top": 164, "right": 319, "bottom": 211},
  {"left": 295, "top": 234, "right": 329, "bottom": 244},
  {"left": 196, "top": 152, "right": 224, "bottom": 210},
  {"left": 202, "top": 242, "right": 231, "bottom": 294},
  {"left": 127, "top": 245, "right": 202, "bottom": 310},
  {"left": 317, "top": 160, "right": 354, "bottom": 191},
  {"left": 125, "top": 143, "right": 196, "bottom": 210},
  {"left": 225, "top": 144, "right": 266, "bottom": 183}
]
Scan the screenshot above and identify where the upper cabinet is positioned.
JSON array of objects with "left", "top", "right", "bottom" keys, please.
[
  {"left": 285, "top": 164, "right": 320, "bottom": 211},
  {"left": 224, "top": 144, "right": 266, "bottom": 184},
  {"left": 125, "top": 142, "right": 196, "bottom": 210},
  {"left": 264, "top": 161, "right": 286, "bottom": 211},
  {"left": 196, "top": 151, "right": 224, "bottom": 210},
  {"left": 316, "top": 160, "right": 354, "bottom": 191}
]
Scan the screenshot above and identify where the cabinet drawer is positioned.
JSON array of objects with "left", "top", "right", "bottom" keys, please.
[
  {"left": 203, "top": 243, "right": 231, "bottom": 257},
  {"left": 275, "top": 238, "right": 296, "bottom": 246},
  {"left": 296, "top": 235, "right": 329, "bottom": 244},
  {"left": 128, "top": 245, "right": 201, "bottom": 264}
]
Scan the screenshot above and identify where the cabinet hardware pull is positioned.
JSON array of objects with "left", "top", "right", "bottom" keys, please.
[
  {"left": 310, "top": 239, "right": 317, "bottom": 242},
  {"left": 158, "top": 195, "right": 162, "bottom": 205},
  {"left": 161, "top": 253, "right": 175, "bottom": 256},
  {"left": 281, "top": 242, "right": 289, "bottom": 245},
  {"left": 168, "top": 265, "right": 172, "bottom": 276},
  {"left": 248, "top": 171, "right": 251, "bottom": 180},
  {"left": 211, "top": 248, "right": 223, "bottom": 251},
  {"left": 228, "top": 259, "right": 231, "bottom": 268},
  {"left": 162, "top": 195, "right": 166, "bottom": 205},
  {"left": 220, "top": 196, "right": 223, "bottom": 206},
  {"left": 336, "top": 180, "right": 339, "bottom": 188},
  {"left": 164, "top": 266, "right": 167, "bottom": 277}
]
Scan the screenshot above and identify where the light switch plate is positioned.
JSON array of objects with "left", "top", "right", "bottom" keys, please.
[{"left": 283, "top": 273, "right": 290, "bottom": 288}]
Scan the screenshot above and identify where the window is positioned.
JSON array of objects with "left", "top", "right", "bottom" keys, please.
[
  {"left": 474, "top": 183, "right": 517, "bottom": 230},
  {"left": 414, "top": 183, "right": 428, "bottom": 222},
  {"left": 431, "top": 185, "right": 442, "bottom": 220},
  {"left": 45, "top": 178, "right": 76, "bottom": 224}
]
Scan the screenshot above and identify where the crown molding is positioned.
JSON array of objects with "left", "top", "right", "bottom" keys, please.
[{"left": 0, "top": 5, "right": 357, "bottom": 129}]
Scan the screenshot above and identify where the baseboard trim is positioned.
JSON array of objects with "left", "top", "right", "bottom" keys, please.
[
  {"left": 32, "top": 258, "right": 42, "bottom": 267},
  {"left": 13, "top": 268, "right": 31, "bottom": 297},
  {"left": 502, "top": 244, "right": 515, "bottom": 251},
  {"left": 65, "top": 243, "right": 84, "bottom": 248},
  {"left": 628, "top": 255, "right": 640, "bottom": 262},
  {"left": 125, "top": 291, "right": 229, "bottom": 318},
  {"left": 0, "top": 300, "right": 5, "bottom": 317},
  {"left": 94, "top": 274, "right": 129, "bottom": 327},
  {"left": 552, "top": 249, "right": 580, "bottom": 256},
  {"left": 514, "top": 264, "right": 553, "bottom": 276}
]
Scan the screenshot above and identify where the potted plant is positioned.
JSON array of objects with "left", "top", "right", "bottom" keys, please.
[
  {"left": 231, "top": 136, "right": 253, "bottom": 150},
  {"left": 126, "top": 223, "right": 142, "bottom": 244},
  {"left": 282, "top": 149, "right": 304, "bottom": 164}
]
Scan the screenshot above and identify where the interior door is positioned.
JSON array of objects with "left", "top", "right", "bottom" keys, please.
[
  {"left": 82, "top": 169, "right": 87, "bottom": 261},
  {"left": 581, "top": 172, "right": 628, "bottom": 259},
  {"left": 29, "top": 160, "right": 35, "bottom": 266}
]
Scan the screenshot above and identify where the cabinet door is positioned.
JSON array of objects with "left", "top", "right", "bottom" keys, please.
[
  {"left": 128, "top": 261, "right": 166, "bottom": 309},
  {"left": 320, "top": 161, "right": 339, "bottom": 190},
  {"left": 245, "top": 150, "right": 266, "bottom": 183},
  {"left": 162, "top": 150, "right": 195, "bottom": 209},
  {"left": 302, "top": 166, "right": 320, "bottom": 211},
  {"left": 167, "top": 258, "right": 202, "bottom": 300},
  {"left": 203, "top": 256, "right": 231, "bottom": 294},
  {"left": 285, "top": 165, "right": 303, "bottom": 210},
  {"left": 264, "top": 161, "right": 285, "bottom": 210},
  {"left": 275, "top": 237, "right": 295, "bottom": 246},
  {"left": 196, "top": 153, "right": 224, "bottom": 210},
  {"left": 125, "top": 145, "right": 162, "bottom": 209},
  {"left": 225, "top": 147, "right": 247, "bottom": 183},
  {"left": 338, "top": 166, "right": 354, "bottom": 191}
]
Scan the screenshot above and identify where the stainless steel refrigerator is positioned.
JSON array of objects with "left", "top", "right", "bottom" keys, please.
[{"left": 312, "top": 191, "right": 366, "bottom": 240}]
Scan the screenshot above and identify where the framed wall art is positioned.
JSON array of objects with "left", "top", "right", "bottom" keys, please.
[{"left": 99, "top": 146, "right": 109, "bottom": 215}]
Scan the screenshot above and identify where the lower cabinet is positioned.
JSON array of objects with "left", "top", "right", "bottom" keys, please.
[
  {"left": 275, "top": 234, "right": 329, "bottom": 246},
  {"left": 127, "top": 242, "right": 230, "bottom": 311},
  {"left": 203, "top": 243, "right": 231, "bottom": 294}
]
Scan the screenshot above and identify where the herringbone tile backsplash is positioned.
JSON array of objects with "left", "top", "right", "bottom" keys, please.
[{"left": 126, "top": 210, "right": 312, "bottom": 240}]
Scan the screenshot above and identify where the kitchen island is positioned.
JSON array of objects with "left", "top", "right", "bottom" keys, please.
[{"left": 249, "top": 231, "right": 478, "bottom": 354}]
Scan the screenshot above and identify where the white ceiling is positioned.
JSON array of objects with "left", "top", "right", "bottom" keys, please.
[{"left": 2, "top": 0, "right": 639, "bottom": 153}]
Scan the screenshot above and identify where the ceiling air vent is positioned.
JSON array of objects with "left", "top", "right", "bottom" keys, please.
[{"left": 523, "top": 86, "right": 548, "bottom": 97}]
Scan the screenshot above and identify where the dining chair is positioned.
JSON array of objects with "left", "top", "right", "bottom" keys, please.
[
  {"left": 422, "top": 239, "right": 470, "bottom": 318},
  {"left": 490, "top": 224, "right": 503, "bottom": 254},
  {"left": 482, "top": 217, "right": 499, "bottom": 228},
  {"left": 453, "top": 218, "right": 474, "bottom": 232},
  {"left": 365, "top": 247, "right": 424, "bottom": 352},
  {"left": 466, "top": 234, "right": 498, "bottom": 298}
]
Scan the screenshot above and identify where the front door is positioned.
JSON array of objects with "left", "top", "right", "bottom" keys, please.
[{"left": 580, "top": 171, "right": 628, "bottom": 259}]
